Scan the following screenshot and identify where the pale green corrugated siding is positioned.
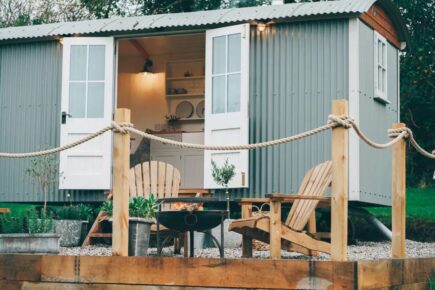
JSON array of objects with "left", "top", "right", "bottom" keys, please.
[
  {"left": 223, "top": 20, "right": 349, "bottom": 199},
  {"left": 0, "top": 41, "right": 104, "bottom": 202},
  {"left": 358, "top": 22, "right": 399, "bottom": 206}
]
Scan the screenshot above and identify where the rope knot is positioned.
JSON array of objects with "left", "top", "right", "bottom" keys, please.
[
  {"left": 111, "top": 121, "right": 134, "bottom": 134},
  {"left": 327, "top": 115, "right": 353, "bottom": 129},
  {"left": 387, "top": 127, "right": 411, "bottom": 139}
]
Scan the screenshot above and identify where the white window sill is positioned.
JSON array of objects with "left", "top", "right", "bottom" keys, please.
[{"left": 374, "top": 96, "right": 391, "bottom": 105}]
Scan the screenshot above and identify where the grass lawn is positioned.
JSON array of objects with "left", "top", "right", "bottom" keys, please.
[
  {"left": 367, "top": 188, "right": 435, "bottom": 221},
  {"left": 0, "top": 203, "right": 63, "bottom": 215}
]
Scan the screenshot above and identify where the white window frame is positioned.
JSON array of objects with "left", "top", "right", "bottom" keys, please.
[{"left": 374, "top": 31, "right": 389, "bottom": 103}]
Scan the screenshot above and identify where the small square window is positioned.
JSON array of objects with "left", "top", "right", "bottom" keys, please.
[{"left": 374, "top": 32, "right": 389, "bottom": 104}]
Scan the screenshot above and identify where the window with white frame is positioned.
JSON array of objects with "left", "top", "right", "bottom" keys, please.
[{"left": 374, "top": 32, "right": 388, "bottom": 102}]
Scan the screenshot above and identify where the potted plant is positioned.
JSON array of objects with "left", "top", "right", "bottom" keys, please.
[
  {"left": 0, "top": 209, "right": 60, "bottom": 254},
  {"left": 165, "top": 113, "right": 180, "bottom": 131},
  {"left": 26, "top": 155, "right": 62, "bottom": 215},
  {"left": 211, "top": 159, "right": 236, "bottom": 216},
  {"left": 100, "top": 194, "right": 157, "bottom": 256},
  {"left": 54, "top": 204, "right": 93, "bottom": 247}
]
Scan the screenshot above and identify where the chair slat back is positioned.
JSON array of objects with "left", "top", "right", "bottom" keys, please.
[
  {"left": 130, "top": 161, "right": 181, "bottom": 203},
  {"left": 285, "top": 161, "right": 332, "bottom": 231}
]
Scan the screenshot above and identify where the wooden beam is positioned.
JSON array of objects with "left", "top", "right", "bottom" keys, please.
[
  {"left": 269, "top": 200, "right": 281, "bottom": 259},
  {"left": 128, "top": 39, "right": 149, "bottom": 61},
  {"left": 391, "top": 123, "right": 406, "bottom": 258},
  {"left": 241, "top": 203, "right": 253, "bottom": 258},
  {"left": 331, "top": 99, "right": 349, "bottom": 261},
  {"left": 112, "top": 108, "right": 131, "bottom": 256},
  {"left": 39, "top": 255, "right": 355, "bottom": 289}
]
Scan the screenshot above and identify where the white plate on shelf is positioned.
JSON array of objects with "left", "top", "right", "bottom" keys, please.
[
  {"left": 175, "top": 101, "right": 194, "bottom": 119},
  {"left": 196, "top": 100, "right": 205, "bottom": 118}
]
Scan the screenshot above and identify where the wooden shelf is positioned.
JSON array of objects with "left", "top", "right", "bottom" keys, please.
[
  {"left": 167, "top": 58, "right": 205, "bottom": 64},
  {"left": 179, "top": 118, "right": 204, "bottom": 122},
  {"left": 167, "top": 76, "right": 205, "bottom": 81},
  {"left": 166, "top": 94, "right": 204, "bottom": 99}
]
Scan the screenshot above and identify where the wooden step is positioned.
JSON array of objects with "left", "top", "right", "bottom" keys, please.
[{"left": 89, "top": 233, "right": 112, "bottom": 238}]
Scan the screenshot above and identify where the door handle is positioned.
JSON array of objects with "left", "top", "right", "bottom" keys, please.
[{"left": 61, "top": 112, "right": 72, "bottom": 124}]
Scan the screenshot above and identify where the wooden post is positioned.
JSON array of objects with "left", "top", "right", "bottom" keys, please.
[
  {"left": 391, "top": 123, "right": 406, "bottom": 258},
  {"left": 331, "top": 100, "right": 349, "bottom": 261},
  {"left": 269, "top": 200, "right": 281, "bottom": 259},
  {"left": 112, "top": 108, "right": 131, "bottom": 256},
  {"left": 241, "top": 203, "right": 253, "bottom": 258}
]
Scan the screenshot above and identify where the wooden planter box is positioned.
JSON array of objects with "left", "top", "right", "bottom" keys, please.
[{"left": 0, "top": 234, "right": 60, "bottom": 254}]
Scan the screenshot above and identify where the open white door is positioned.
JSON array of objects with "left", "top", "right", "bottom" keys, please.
[
  {"left": 59, "top": 37, "right": 115, "bottom": 190},
  {"left": 204, "top": 24, "right": 250, "bottom": 189}
]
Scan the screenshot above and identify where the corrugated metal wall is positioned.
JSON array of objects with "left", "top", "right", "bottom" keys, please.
[
  {"left": 0, "top": 20, "right": 350, "bottom": 203},
  {"left": 223, "top": 20, "right": 349, "bottom": 199},
  {"left": 0, "top": 41, "right": 105, "bottom": 203},
  {"left": 358, "top": 22, "right": 399, "bottom": 206}
]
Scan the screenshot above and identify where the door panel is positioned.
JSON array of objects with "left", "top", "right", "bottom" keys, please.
[
  {"left": 204, "top": 24, "right": 250, "bottom": 189},
  {"left": 59, "top": 37, "right": 114, "bottom": 190}
]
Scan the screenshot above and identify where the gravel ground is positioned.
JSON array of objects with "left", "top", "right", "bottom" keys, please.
[{"left": 60, "top": 240, "right": 434, "bottom": 260}]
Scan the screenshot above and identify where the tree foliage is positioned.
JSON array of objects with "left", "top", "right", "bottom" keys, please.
[
  {"left": 0, "top": 0, "right": 433, "bottom": 186},
  {"left": 393, "top": 0, "right": 434, "bottom": 187}
]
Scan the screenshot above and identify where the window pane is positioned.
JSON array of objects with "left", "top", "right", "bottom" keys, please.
[
  {"left": 88, "top": 45, "right": 105, "bottom": 81},
  {"left": 212, "top": 76, "right": 225, "bottom": 114},
  {"left": 228, "top": 33, "right": 241, "bottom": 73},
  {"left": 212, "top": 36, "right": 226, "bottom": 74},
  {"left": 378, "top": 67, "right": 382, "bottom": 91},
  {"left": 227, "top": 73, "right": 240, "bottom": 112},
  {"left": 70, "top": 45, "right": 87, "bottom": 81},
  {"left": 87, "top": 82, "right": 104, "bottom": 118},
  {"left": 382, "top": 69, "right": 386, "bottom": 92},
  {"left": 382, "top": 44, "right": 386, "bottom": 67},
  {"left": 377, "top": 40, "right": 381, "bottom": 65},
  {"left": 69, "top": 82, "right": 86, "bottom": 118}
]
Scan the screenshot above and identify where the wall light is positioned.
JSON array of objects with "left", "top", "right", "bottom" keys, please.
[
  {"left": 142, "top": 58, "right": 153, "bottom": 75},
  {"left": 257, "top": 23, "right": 267, "bottom": 32}
]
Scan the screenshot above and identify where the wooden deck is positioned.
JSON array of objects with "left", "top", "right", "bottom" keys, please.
[{"left": 0, "top": 255, "right": 433, "bottom": 289}]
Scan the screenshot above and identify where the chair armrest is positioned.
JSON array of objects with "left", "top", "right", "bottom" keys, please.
[
  {"left": 237, "top": 198, "right": 270, "bottom": 204},
  {"left": 265, "top": 193, "right": 331, "bottom": 202}
]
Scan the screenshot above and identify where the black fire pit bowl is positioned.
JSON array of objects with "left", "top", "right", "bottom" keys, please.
[{"left": 157, "top": 210, "right": 225, "bottom": 232}]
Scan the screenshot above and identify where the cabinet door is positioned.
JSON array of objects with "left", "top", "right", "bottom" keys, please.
[
  {"left": 183, "top": 153, "right": 204, "bottom": 188},
  {"left": 150, "top": 153, "right": 182, "bottom": 181}
]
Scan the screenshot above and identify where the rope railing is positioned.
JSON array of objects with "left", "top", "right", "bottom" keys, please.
[{"left": 0, "top": 115, "right": 433, "bottom": 159}]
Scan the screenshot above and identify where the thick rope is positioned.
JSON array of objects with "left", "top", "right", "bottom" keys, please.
[
  {"left": 125, "top": 123, "right": 335, "bottom": 151},
  {"left": 0, "top": 125, "right": 113, "bottom": 158},
  {"left": 0, "top": 115, "right": 433, "bottom": 159}
]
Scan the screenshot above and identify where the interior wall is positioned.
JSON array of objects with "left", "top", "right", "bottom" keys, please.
[{"left": 117, "top": 35, "right": 205, "bottom": 152}]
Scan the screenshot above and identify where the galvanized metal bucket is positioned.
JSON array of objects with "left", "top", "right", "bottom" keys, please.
[{"left": 128, "top": 218, "right": 153, "bottom": 256}]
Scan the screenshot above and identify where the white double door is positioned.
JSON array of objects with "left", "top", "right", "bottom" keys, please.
[{"left": 59, "top": 24, "right": 250, "bottom": 191}]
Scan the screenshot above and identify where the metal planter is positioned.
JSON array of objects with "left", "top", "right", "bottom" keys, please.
[
  {"left": 0, "top": 233, "right": 60, "bottom": 254},
  {"left": 129, "top": 218, "right": 153, "bottom": 256}
]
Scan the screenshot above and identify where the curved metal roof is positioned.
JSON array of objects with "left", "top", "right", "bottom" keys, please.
[{"left": 0, "top": 0, "right": 407, "bottom": 44}]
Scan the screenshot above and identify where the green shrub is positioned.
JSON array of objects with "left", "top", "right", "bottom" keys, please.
[
  {"left": 27, "top": 209, "right": 54, "bottom": 234},
  {"left": 100, "top": 195, "right": 158, "bottom": 219},
  {"left": 100, "top": 200, "right": 113, "bottom": 216},
  {"left": 56, "top": 204, "right": 93, "bottom": 221},
  {"left": 0, "top": 213, "right": 26, "bottom": 234}
]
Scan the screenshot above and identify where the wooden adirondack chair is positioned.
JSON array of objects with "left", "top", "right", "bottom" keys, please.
[
  {"left": 83, "top": 161, "right": 182, "bottom": 247},
  {"left": 228, "top": 161, "right": 332, "bottom": 258},
  {"left": 129, "top": 161, "right": 180, "bottom": 203}
]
